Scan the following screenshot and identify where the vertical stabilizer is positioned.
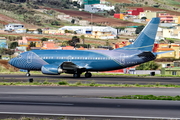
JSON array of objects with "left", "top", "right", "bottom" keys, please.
[{"left": 114, "top": 17, "right": 160, "bottom": 51}]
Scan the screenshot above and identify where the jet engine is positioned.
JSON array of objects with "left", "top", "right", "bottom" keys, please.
[{"left": 41, "top": 64, "right": 63, "bottom": 75}]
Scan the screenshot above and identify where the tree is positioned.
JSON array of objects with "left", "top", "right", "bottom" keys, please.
[
  {"left": 5, "top": 48, "right": 14, "bottom": 56},
  {"left": 80, "top": 35, "right": 85, "bottom": 44},
  {"left": 51, "top": 20, "right": 60, "bottom": 26},
  {"left": 9, "top": 42, "right": 18, "bottom": 49},
  {"left": 68, "top": 36, "right": 80, "bottom": 47},
  {"left": 41, "top": 37, "right": 48, "bottom": 41},
  {"left": 136, "top": 61, "right": 160, "bottom": 70},
  {"left": 115, "top": 27, "right": 125, "bottom": 38},
  {"left": 29, "top": 42, "right": 35, "bottom": 47},
  {"left": 37, "top": 28, "right": 42, "bottom": 34},
  {"left": 168, "top": 39, "right": 174, "bottom": 43},
  {"left": 71, "top": 19, "right": 75, "bottom": 24},
  {"left": 114, "top": 5, "right": 120, "bottom": 13},
  {"left": 135, "top": 25, "right": 145, "bottom": 34},
  {"left": 108, "top": 10, "right": 115, "bottom": 16}
]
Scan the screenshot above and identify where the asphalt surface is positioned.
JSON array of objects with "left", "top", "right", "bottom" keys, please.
[
  {"left": 0, "top": 74, "right": 180, "bottom": 85},
  {"left": 0, "top": 74, "right": 180, "bottom": 119},
  {"left": 0, "top": 86, "right": 180, "bottom": 119}
]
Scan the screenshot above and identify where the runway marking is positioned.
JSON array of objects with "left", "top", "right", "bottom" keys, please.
[
  {"left": 0, "top": 112, "right": 180, "bottom": 120},
  {"left": 0, "top": 102, "right": 73, "bottom": 106}
]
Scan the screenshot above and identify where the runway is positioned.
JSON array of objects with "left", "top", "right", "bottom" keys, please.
[
  {"left": 0, "top": 74, "right": 180, "bottom": 85},
  {"left": 0, "top": 86, "right": 180, "bottom": 119}
]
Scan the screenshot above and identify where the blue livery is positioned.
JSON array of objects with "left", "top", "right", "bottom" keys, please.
[{"left": 9, "top": 17, "right": 165, "bottom": 78}]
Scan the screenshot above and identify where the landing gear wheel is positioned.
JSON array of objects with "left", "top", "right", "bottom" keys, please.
[
  {"left": 26, "top": 73, "right": 31, "bottom": 77},
  {"left": 85, "top": 73, "right": 92, "bottom": 78},
  {"left": 28, "top": 78, "right": 33, "bottom": 83},
  {"left": 73, "top": 73, "right": 80, "bottom": 78}
]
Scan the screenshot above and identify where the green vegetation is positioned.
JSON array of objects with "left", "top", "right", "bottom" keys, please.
[
  {"left": 136, "top": 61, "right": 160, "bottom": 70},
  {"left": 161, "top": 0, "right": 180, "bottom": 5},
  {"left": 1, "top": 80, "right": 180, "bottom": 88},
  {"left": 103, "top": 95, "right": 180, "bottom": 101}
]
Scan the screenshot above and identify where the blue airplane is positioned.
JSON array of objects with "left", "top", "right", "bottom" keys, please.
[{"left": 9, "top": 17, "right": 164, "bottom": 78}]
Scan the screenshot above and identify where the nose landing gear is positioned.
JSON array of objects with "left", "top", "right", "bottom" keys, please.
[{"left": 26, "top": 70, "right": 31, "bottom": 77}]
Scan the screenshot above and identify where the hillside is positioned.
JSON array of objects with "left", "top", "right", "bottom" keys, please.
[
  {"left": 0, "top": 0, "right": 180, "bottom": 29},
  {"left": 108, "top": 0, "right": 180, "bottom": 13},
  {"left": 44, "top": 7, "right": 141, "bottom": 27},
  {"left": 0, "top": 13, "right": 38, "bottom": 29}
]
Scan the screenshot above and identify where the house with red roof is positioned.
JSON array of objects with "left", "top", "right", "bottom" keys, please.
[{"left": 18, "top": 37, "right": 42, "bottom": 48}]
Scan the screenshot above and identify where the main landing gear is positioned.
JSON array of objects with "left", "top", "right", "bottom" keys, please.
[
  {"left": 85, "top": 72, "right": 92, "bottom": 78},
  {"left": 73, "top": 72, "right": 92, "bottom": 78}
]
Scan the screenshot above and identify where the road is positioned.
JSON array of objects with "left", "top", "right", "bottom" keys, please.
[
  {"left": 0, "top": 74, "right": 180, "bottom": 85},
  {"left": 0, "top": 86, "right": 180, "bottom": 119}
]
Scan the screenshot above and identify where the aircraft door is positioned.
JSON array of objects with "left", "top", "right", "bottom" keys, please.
[
  {"left": 67, "top": 55, "right": 72, "bottom": 62},
  {"left": 27, "top": 52, "right": 33, "bottom": 63},
  {"left": 120, "top": 53, "right": 125, "bottom": 65}
]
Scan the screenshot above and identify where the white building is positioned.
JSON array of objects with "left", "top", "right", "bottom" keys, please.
[
  {"left": 84, "top": 4, "right": 114, "bottom": 13},
  {"left": 4, "top": 23, "right": 24, "bottom": 32},
  {"left": 59, "top": 26, "right": 117, "bottom": 39}
]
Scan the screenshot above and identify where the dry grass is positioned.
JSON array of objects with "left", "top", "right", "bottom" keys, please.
[{"left": 0, "top": 60, "right": 18, "bottom": 72}]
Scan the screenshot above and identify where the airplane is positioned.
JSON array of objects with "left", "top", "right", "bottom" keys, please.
[{"left": 9, "top": 17, "right": 165, "bottom": 78}]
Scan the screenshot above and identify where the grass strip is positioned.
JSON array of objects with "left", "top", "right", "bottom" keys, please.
[
  {"left": 103, "top": 95, "right": 180, "bottom": 101},
  {"left": 0, "top": 80, "right": 180, "bottom": 88}
]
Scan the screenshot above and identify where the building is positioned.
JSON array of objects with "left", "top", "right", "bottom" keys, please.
[
  {"left": 4, "top": 23, "right": 24, "bottom": 32},
  {"left": 59, "top": 26, "right": 117, "bottom": 39},
  {"left": 161, "top": 67, "right": 180, "bottom": 76},
  {"left": 156, "top": 47, "right": 175, "bottom": 59},
  {"left": 18, "top": 37, "right": 42, "bottom": 48},
  {"left": 163, "top": 26, "right": 180, "bottom": 39},
  {"left": 119, "top": 27, "right": 136, "bottom": 36},
  {"left": 158, "top": 13, "right": 175, "bottom": 23},
  {"left": 155, "top": 43, "right": 180, "bottom": 59},
  {"left": 42, "top": 40, "right": 60, "bottom": 49},
  {"left": 0, "top": 37, "right": 7, "bottom": 48},
  {"left": 139, "top": 10, "right": 157, "bottom": 19},
  {"left": 127, "top": 8, "right": 144, "bottom": 16},
  {"left": 114, "top": 14, "right": 125, "bottom": 20},
  {"left": 43, "top": 29, "right": 65, "bottom": 35},
  {"left": 84, "top": 4, "right": 114, "bottom": 13}
]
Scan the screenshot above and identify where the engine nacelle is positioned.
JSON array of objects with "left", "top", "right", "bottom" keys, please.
[{"left": 41, "top": 64, "right": 63, "bottom": 75}]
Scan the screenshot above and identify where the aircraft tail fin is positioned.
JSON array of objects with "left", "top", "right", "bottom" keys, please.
[{"left": 114, "top": 17, "right": 160, "bottom": 51}]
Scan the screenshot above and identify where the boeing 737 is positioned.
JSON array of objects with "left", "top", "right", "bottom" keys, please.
[{"left": 9, "top": 17, "right": 165, "bottom": 78}]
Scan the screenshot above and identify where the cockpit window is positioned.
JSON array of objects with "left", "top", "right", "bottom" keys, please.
[{"left": 17, "top": 55, "right": 22, "bottom": 58}]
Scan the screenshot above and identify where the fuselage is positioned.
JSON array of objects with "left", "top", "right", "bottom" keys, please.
[{"left": 9, "top": 49, "right": 156, "bottom": 72}]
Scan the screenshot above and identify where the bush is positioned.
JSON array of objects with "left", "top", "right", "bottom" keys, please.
[{"left": 58, "top": 80, "right": 68, "bottom": 85}]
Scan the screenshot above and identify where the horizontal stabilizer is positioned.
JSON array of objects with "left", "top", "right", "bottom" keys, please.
[{"left": 154, "top": 51, "right": 174, "bottom": 55}]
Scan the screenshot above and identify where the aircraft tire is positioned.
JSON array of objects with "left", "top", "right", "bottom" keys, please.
[
  {"left": 28, "top": 78, "right": 33, "bottom": 83},
  {"left": 85, "top": 73, "right": 92, "bottom": 78},
  {"left": 26, "top": 73, "right": 31, "bottom": 77},
  {"left": 73, "top": 73, "right": 80, "bottom": 78}
]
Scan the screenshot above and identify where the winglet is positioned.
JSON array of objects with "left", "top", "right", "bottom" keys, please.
[{"left": 114, "top": 17, "right": 160, "bottom": 51}]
